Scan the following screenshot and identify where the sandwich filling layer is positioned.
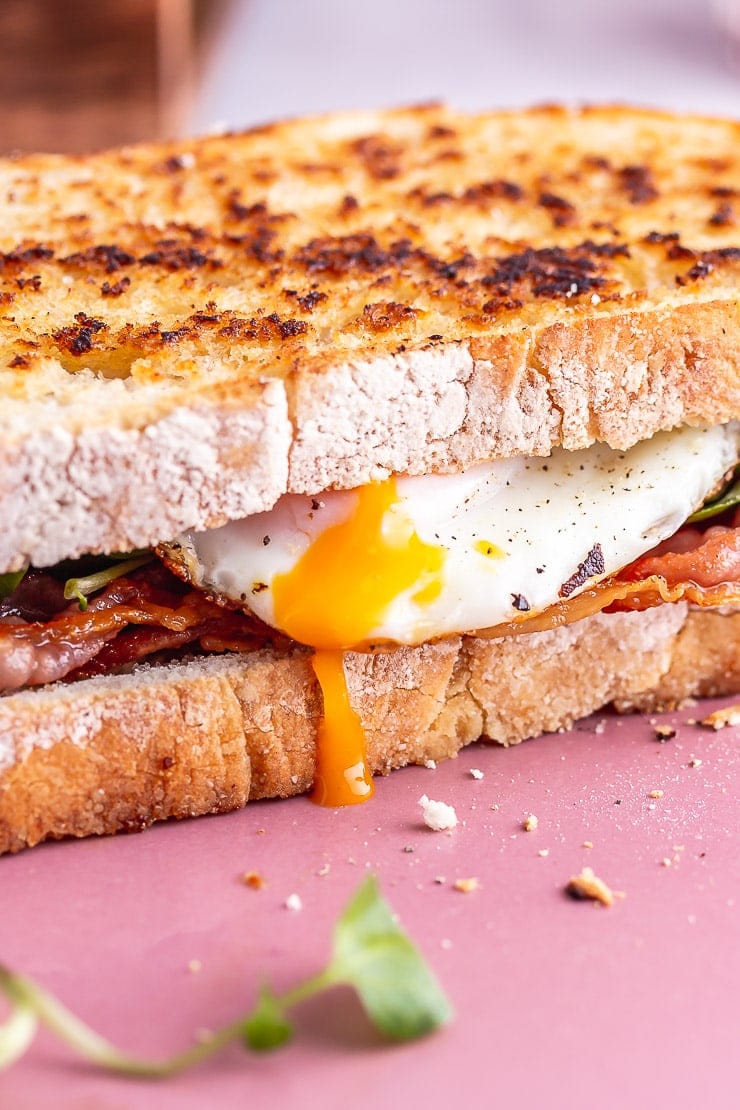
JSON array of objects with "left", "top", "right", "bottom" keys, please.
[
  {"left": 173, "top": 423, "right": 740, "bottom": 647},
  {"left": 2, "top": 425, "right": 740, "bottom": 806}
]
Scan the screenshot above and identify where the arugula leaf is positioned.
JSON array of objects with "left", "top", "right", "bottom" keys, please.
[
  {"left": 0, "top": 569, "right": 26, "bottom": 600},
  {"left": 328, "top": 876, "right": 454, "bottom": 1040},
  {"left": 688, "top": 468, "right": 740, "bottom": 523},
  {"left": 0, "top": 877, "right": 452, "bottom": 1078},
  {"left": 242, "top": 986, "right": 293, "bottom": 1051}
]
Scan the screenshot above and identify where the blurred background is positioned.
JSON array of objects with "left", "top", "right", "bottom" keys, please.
[{"left": 0, "top": 0, "right": 737, "bottom": 154}]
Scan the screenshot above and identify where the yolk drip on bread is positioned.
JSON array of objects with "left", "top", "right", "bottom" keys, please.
[
  {"left": 271, "top": 479, "right": 446, "bottom": 805},
  {"left": 309, "top": 649, "right": 374, "bottom": 805}
]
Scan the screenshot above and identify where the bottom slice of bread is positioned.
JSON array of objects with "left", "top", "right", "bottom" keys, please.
[{"left": 0, "top": 604, "right": 738, "bottom": 853}]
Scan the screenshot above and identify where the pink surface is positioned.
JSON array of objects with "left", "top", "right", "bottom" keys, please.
[{"left": 1, "top": 699, "right": 738, "bottom": 1110}]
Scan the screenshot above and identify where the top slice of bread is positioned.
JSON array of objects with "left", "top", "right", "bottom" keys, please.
[{"left": 1, "top": 104, "right": 738, "bottom": 572}]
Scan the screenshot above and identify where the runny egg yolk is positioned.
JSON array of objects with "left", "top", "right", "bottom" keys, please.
[
  {"left": 310, "top": 649, "right": 374, "bottom": 806},
  {"left": 271, "top": 478, "right": 445, "bottom": 650},
  {"left": 271, "top": 479, "right": 446, "bottom": 806}
]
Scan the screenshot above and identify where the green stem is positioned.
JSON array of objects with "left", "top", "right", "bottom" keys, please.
[
  {"left": 0, "top": 963, "right": 339, "bottom": 1079},
  {"left": 274, "top": 967, "right": 338, "bottom": 1012},
  {"left": 63, "top": 554, "right": 153, "bottom": 608},
  {"left": 0, "top": 1000, "right": 37, "bottom": 1068},
  {"left": 0, "top": 967, "right": 244, "bottom": 1078}
]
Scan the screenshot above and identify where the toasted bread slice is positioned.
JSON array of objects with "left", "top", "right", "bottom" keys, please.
[
  {"left": 1, "top": 104, "right": 738, "bottom": 571},
  {"left": 1, "top": 603, "right": 738, "bottom": 853}
]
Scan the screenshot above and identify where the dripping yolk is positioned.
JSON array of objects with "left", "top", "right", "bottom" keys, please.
[
  {"left": 271, "top": 478, "right": 445, "bottom": 650},
  {"left": 310, "top": 649, "right": 374, "bottom": 806},
  {"left": 272, "top": 478, "right": 446, "bottom": 808}
]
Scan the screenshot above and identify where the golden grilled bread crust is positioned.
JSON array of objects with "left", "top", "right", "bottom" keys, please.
[
  {"left": 1, "top": 604, "right": 738, "bottom": 854},
  {"left": 1, "top": 104, "right": 739, "bottom": 570}
]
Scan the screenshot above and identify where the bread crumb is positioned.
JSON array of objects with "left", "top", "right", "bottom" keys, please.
[
  {"left": 653, "top": 724, "right": 676, "bottom": 742},
  {"left": 242, "top": 870, "right": 266, "bottom": 890},
  {"left": 538, "top": 848, "right": 550, "bottom": 858},
  {"left": 285, "top": 893, "right": 303, "bottom": 911},
  {"left": 565, "top": 866, "right": 619, "bottom": 907},
  {"left": 701, "top": 704, "right": 740, "bottom": 730},
  {"left": 523, "top": 813, "right": 539, "bottom": 831},
  {"left": 582, "top": 840, "right": 594, "bottom": 849},
  {"left": 594, "top": 718, "right": 607, "bottom": 734},
  {"left": 453, "top": 877, "right": 479, "bottom": 893},
  {"left": 469, "top": 768, "right": 484, "bottom": 780},
  {"left": 661, "top": 857, "right": 672, "bottom": 867},
  {"left": 187, "top": 959, "right": 202, "bottom": 973},
  {"left": 489, "top": 803, "right": 500, "bottom": 812},
  {"left": 419, "top": 794, "right": 458, "bottom": 831},
  {"left": 424, "top": 759, "right": 437, "bottom": 769},
  {"left": 648, "top": 789, "right": 664, "bottom": 799},
  {"left": 688, "top": 757, "right": 703, "bottom": 769},
  {"left": 317, "top": 862, "right": 331, "bottom": 877},
  {"left": 434, "top": 875, "right": 446, "bottom": 884}
]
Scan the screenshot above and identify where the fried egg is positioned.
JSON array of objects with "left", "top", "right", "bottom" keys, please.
[{"left": 172, "top": 423, "right": 740, "bottom": 650}]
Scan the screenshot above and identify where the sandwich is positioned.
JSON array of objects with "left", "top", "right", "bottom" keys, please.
[{"left": 0, "top": 103, "right": 738, "bottom": 853}]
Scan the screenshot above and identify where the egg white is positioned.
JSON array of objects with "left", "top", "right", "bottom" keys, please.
[{"left": 176, "top": 423, "right": 740, "bottom": 646}]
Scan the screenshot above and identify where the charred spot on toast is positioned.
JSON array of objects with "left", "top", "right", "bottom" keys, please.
[
  {"left": 708, "top": 202, "right": 735, "bottom": 228},
  {"left": 351, "top": 134, "right": 404, "bottom": 180},
  {"left": 282, "top": 288, "right": 328, "bottom": 313},
  {"left": 537, "top": 191, "right": 578, "bottom": 227},
  {"left": 358, "top": 301, "right": 419, "bottom": 332},
  {"left": 481, "top": 241, "right": 629, "bottom": 299},
  {"left": 138, "top": 239, "right": 222, "bottom": 271},
  {"left": 657, "top": 241, "right": 740, "bottom": 286},
  {"left": 101, "top": 277, "right": 131, "bottom": 297},
  {"left": 0, "top": 243, "right": 54, "bottom": 266},
  {"left": 61, "top": 244, "right": 136, "bottom": 273},
  {"left": 617, "top": 164, "right": 659, "bottom": 204},
  {"left": 53, "top": 313, "right": 108, "bottom": 356},
  {"left": 294, "top": 233, "right": 410, "bottom": 276}
]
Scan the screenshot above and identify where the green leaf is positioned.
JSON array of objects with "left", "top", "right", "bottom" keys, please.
[
  {"left": 242, "top": 986, "right": 293, "bottom": 1051},
  {"left": 0, "top": 569, "right": 26, "bottom": 600},
  {"left": 0, "top": 878, "right": 453, "bottom": 1077},
  {"left": 688, "top": 468, "right": 740, "bottom": 523},
  {"left": 328, "top": 876, "right": 454, "bottom": 1041}
]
